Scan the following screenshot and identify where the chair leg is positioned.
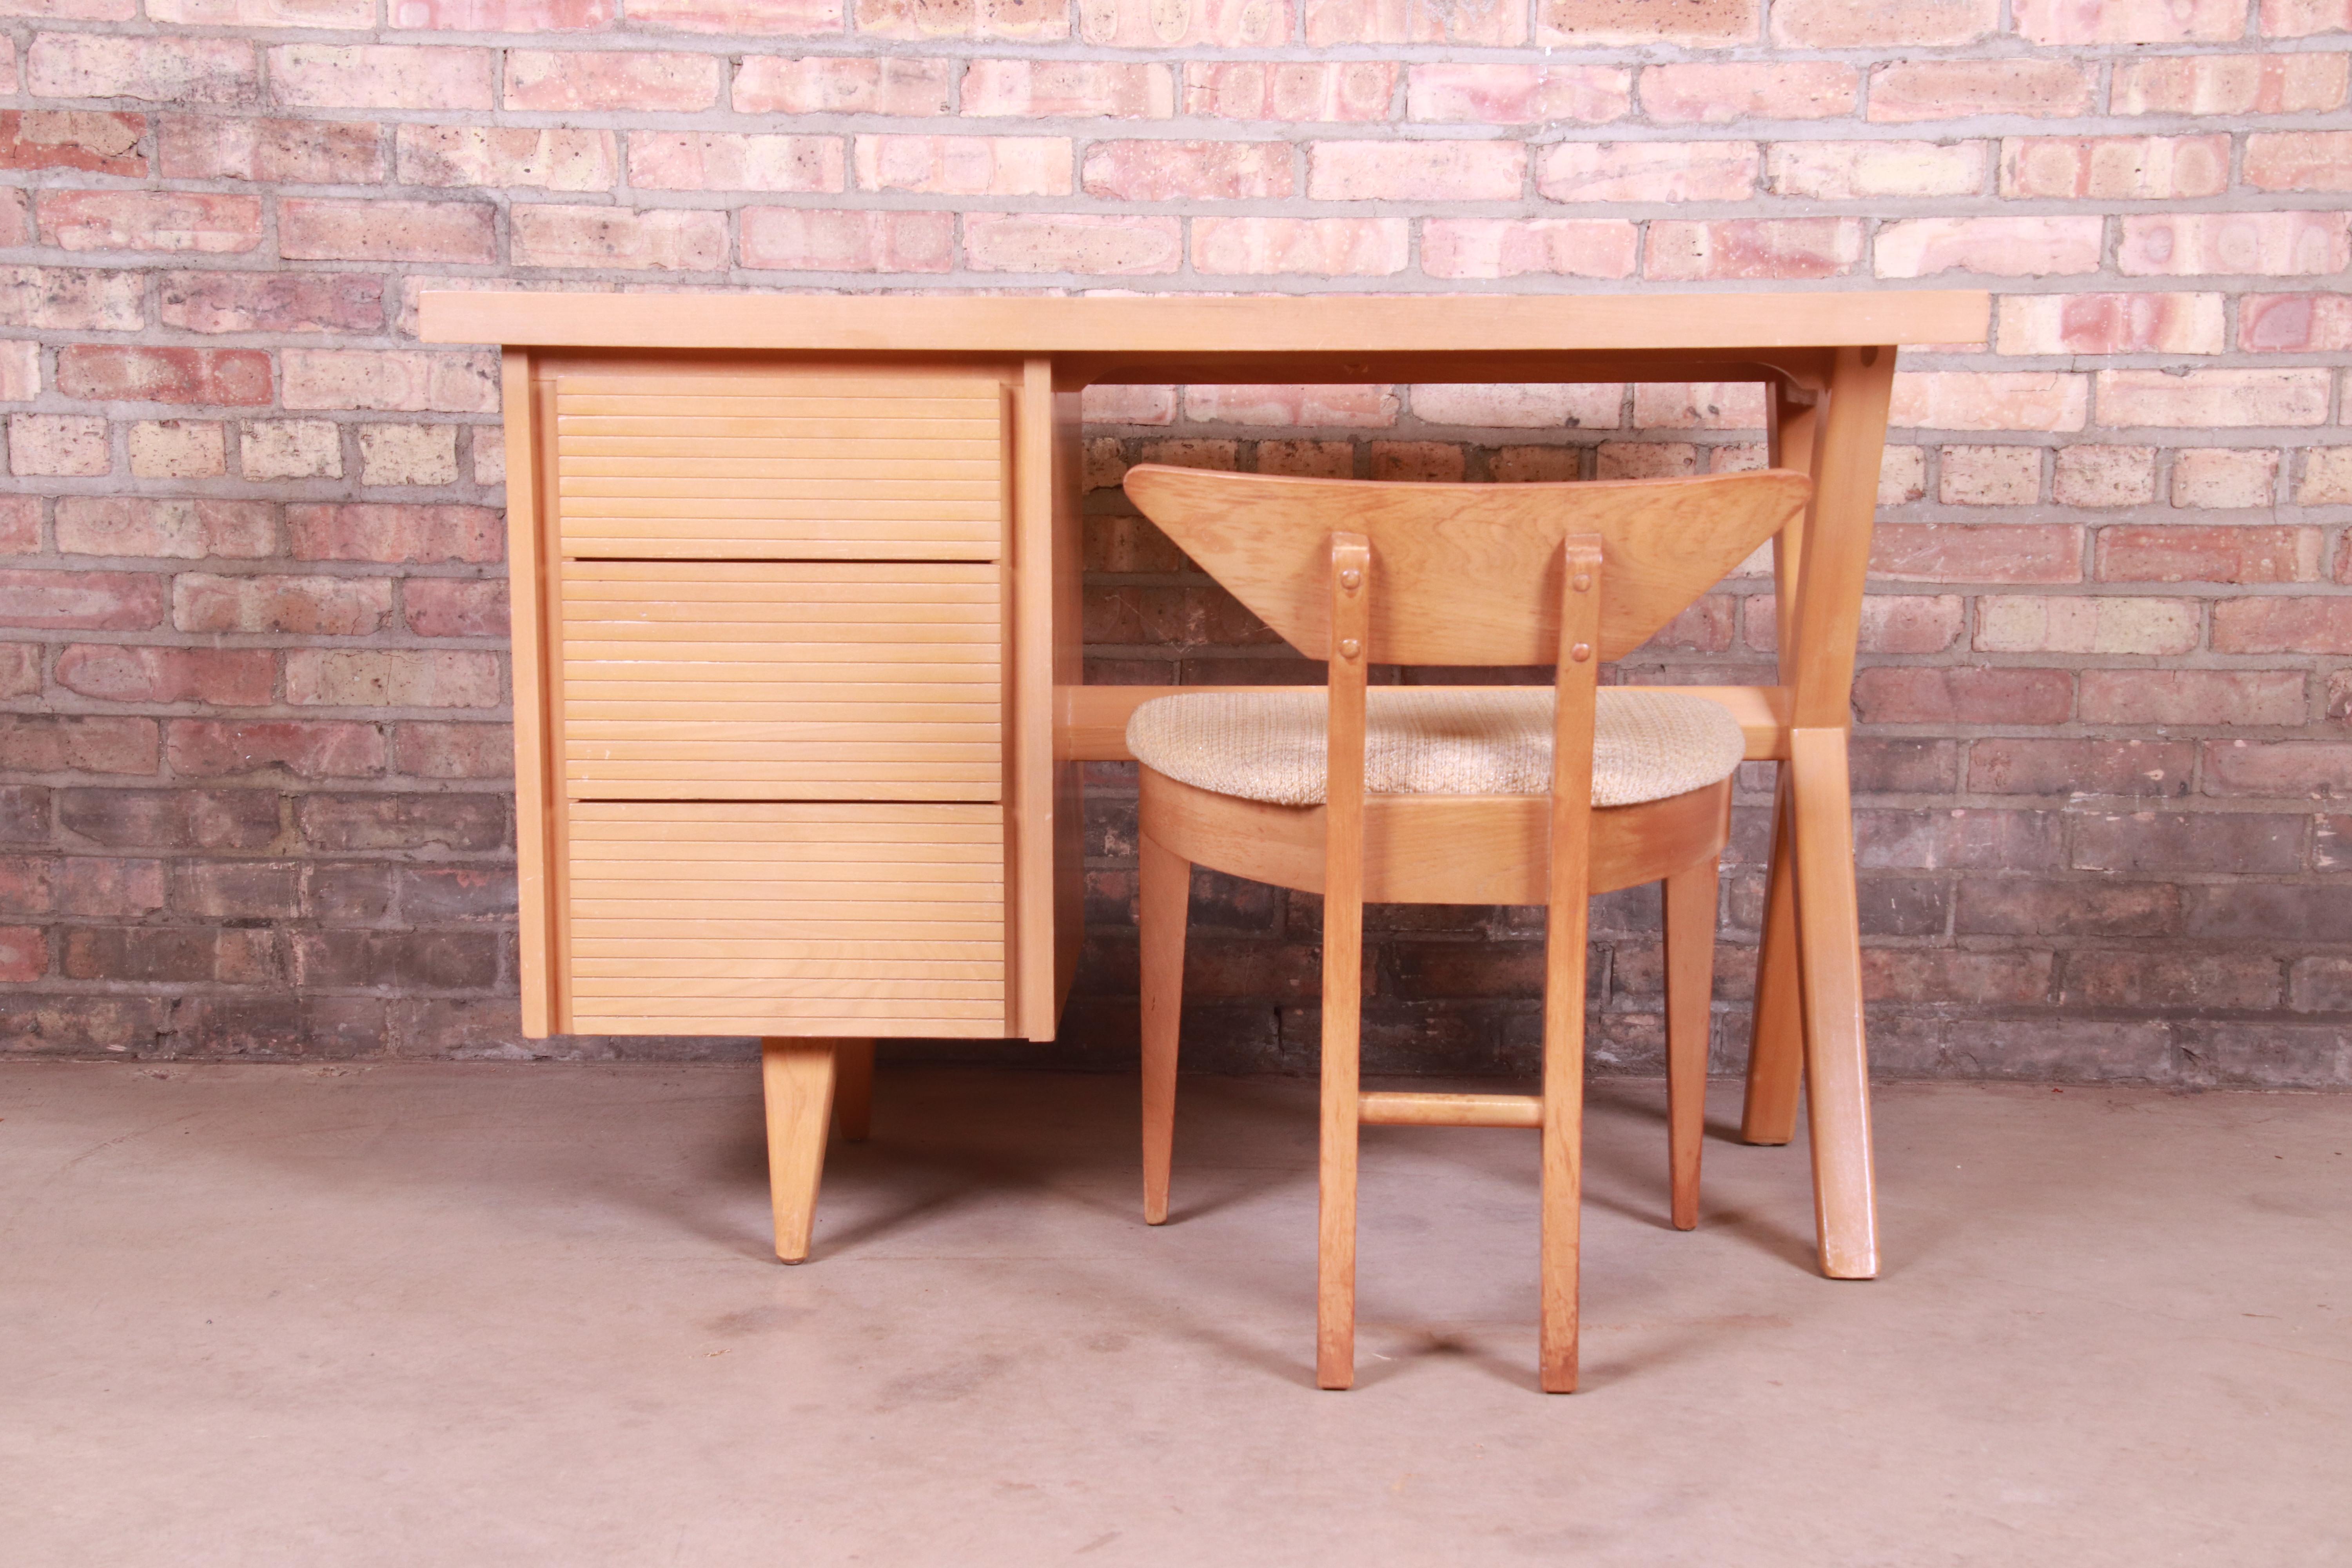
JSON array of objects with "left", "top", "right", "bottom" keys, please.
[
  {"left": 1742, "top": 771, "right": 1805, "bottom": 1146},
  {"left": 833, "top": 1039, "right": 875, "bottom": 1144},
  {"left": 1138, "top": 831, "right": 1189, "bottom": 1225},
  {"left": 1538, "top": 892, "right": 1590, "bottom": 1395},
  {"left": 1317, "top": 900, "right": 1363, "bottom": 1392},
  {"left": 1662, "top": 858, "right": 1719, "bottom": 1232}
]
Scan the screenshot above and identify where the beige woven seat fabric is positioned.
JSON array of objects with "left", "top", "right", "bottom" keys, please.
[{"left": 1127, "top": 687, "right": 1746, "bottom": 809}]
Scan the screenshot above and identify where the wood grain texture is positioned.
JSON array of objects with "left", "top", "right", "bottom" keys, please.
[
  {"left": 1664, "top": 847, "right": 1721, "bottom": 1232},
  {"left": 505, "top": 351, "right": 557, "bottom": 1038},
  {"left": 554, "top": 371, "right": 1004, "bottom": 561},
  {"left": 1359, "top": 1092, "right": 1543, "bottom": 1128},
  {"left": 1122, "top": 466, "right": 1808, "bottom": 667},
  {"left": 558, "top": 561, "right": 1001, "bottom": 802},
  {"left": 567, "top": 803, "right": 1005, "bottom": 1038},
  {"left": 1138, "top": 830, "right": 1187, "bottom": 1227},
  {"left": 1790, "top": 726, "right": 1880, "bottom": 1280},
  {"left": 762, "top": 1038, "right": 838, "bottom": 1263},
  {"left": 1317, "top": 533, "right": 1372, "bottom": 1393}
]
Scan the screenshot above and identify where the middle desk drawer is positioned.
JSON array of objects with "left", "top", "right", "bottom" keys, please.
[{"left": 558, "top": 560, "right": 1004, "bottom": 803}]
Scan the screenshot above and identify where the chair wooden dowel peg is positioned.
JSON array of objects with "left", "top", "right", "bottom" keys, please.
[{"left": 1120, "top": 463, "right": 1806, "bottom": 1392}]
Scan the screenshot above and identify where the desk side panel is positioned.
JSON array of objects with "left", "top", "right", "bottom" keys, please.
[{"left": 505, "top": 351, "right": 559, "bottom": 1038}]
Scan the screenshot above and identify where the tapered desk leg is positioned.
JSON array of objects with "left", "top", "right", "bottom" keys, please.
[
  {"left": 762, "top": 1037, "right": 843, "bottom": 1264},
  {"left": 1741, "top": 770, "right": 1806, "bottom": 1146},
  {"left": 833, "top": 1039, "right": 875, "bottom": 1143},
  {"left": 1786, "top": 729, "right": 1878, "bottom": 1280}
]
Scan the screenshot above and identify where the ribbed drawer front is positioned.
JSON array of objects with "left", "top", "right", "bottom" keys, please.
[
  {"left": 559, "top": 561, "right": 1002, "bottom": 802},
  {"left": 555, "top": 373, "right": 1004, "bottom": 561},
  {"left": 565, "top": 802, "right": 1006, "bottom": 1037}
]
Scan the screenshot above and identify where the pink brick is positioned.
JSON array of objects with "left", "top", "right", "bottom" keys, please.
[
  {"left": 390, "top": 0, "right": 615, "bottom": 26},
  {"left": 1630, "top": 382, "right": 1764, "bottom": 429},
  {"left": 53, "top": 644, "right": 273, "bottom": 706},
  {"left": 1892, "top": 372, "right": 2089, "bottom": 432},
  {"left": 158, "top": 271, "right": 381, "bottom": 336},
  {"left": 2303, "top": 448, "right": 2352, "bottom": 504},
  {"left": 1851, "top": 668, "right": 2073, "bottom": 727},
  {"left": 37, "top": 191, "right": 262, "bottom": 254},
  {"left": 856, "top": 0, "right": 1065, "bottom": 38},
  {"left": 405, "top": 578, "right": 507, "bottom": 638},
  {"left": 0, "top": 569, "right": 163, "bottom": 629},
  {"left": 1183, "top": 384, "right": 1399, "bottom": 426},
  {"left": 173, "top": 572, "right": 391, "bottom": 635},
  {"left": 504, "top": 51, "right": 718, "bottom": 112},
  {"left": 961, "top": 60, "right": 1174, "bottom": 118},
  {"left": 1405, "top": 63, "right": 1628, "bottom": 123},
  {"left": 2170, "top": 449, "right": 2283, "bottom": 510},
  {"left": 732, "top": 56, "right": 953, "bottom": 114},
  {"left": 0, "top": 109, "right": 145, "bottom": 176},
  {"left": 0, "top": 928, "right": 46, "bottom": 982},
  {"left": 1308, "top": 140, "right": 1524, "bottom": 201},
  {"left": 0, "top": 340, "right": 36, "bottom": 401},
  {"left": 398, "top": 126, "right": 617, "bottom": 191},
  {"left": 2097, "top": 368, "right": 2330, "bottom": 428},
  {"left": 2120, "top": 212, "right": 2350, "bottom": 276},
  {"left": 0, "top": 38, "right": 13, "bottom": 95},
  {"left": 281, "top": 200, "right": 495, "bottom": 265},
  {"left": 26, "top": 34, "right": 257, "bottom": 104},
  {"left": 1937, "top": 445, "right": 2042, "bottom": 506},
  {"left": 2211, "top": 597, "right": 2352, "bottom": 655},
  {"left": 2203, "top": 740, "right": 2352, "bottom": 798},
  {"left": 0, "top": 496, "right": 34, "bottom": 553},
  {"left": 0, "top": 265, "right": 146, "bottom": 331},
  {"left": 1538, "top": 0, "right": 1756, "bottom": 43},
  {"left": 1747, "top": 594, "right": 1963, "bottom": 653},
  {"left": 628, "top": 132, "right": 843, "bottom": 192},
  {"left": 1645, "top": 219, "right": 1862, "bottom": 281},
  {"left": 395, "top": 722, "right": 512, "bottom": 779},
  {"left": 2245, "top": 132, "right": 2352, "bottom": 193},
  {"left": 1994, "top": 293, "right": 2225, "bottom": 356},
  {"left": 1869, "top": 60, "right": 2095, "bottom": 122},
  {"left": 2000, "top": 135, "right": 2231, "bottom": 200},
  {"left": 1414, "top": 383, "right": 1622, "bottom": 428},
  {"left": 1772, "top": 0, "right": 1996, "bottom": 43},
  {"left": 0, "top": 0, "right": 134, "bottom": 18},
  {"left": 1766, "top": 140, "right": 1985, "bottom": 199},
  {"left": 1081, "top": 384, "right": 1175, "bottom": 425},
  {"left": 2079, "top": 669, "right": 2307, "bottom": 726},
  {"left": 270, "top": 45, "right": 493, "bottom": 110},
  {"left": 158, "top": 116, "right": 386, "bottom": 183},
  {"left": 151, "top": 0, "right": 372, "bottom": 22},
  {"left": 166, "top": 719, "right": 384, "bottom": 779},
  {"left": 287, "top": 649, "right": 503, "bottom": 709},
  {"left": 1536, "top": 141, "right": 1756, "bottom": 202},
  {"left": 1080, "top": 0, "right": 1286, "bottom": 43},
  {"left": 965, "top": 212, "right": 1181, "bottom": 274},
  {"left": 9, "top": 414, "right": 109, "bottom": 476},
  {"left": 1639, "top": 62, "right": 1858, "bottom": 123},
  {"left": 1976, "top": 596, "right": 2200, "bottom": 656},
  {"left": 0, "top": 189, "right": 24, "bottom": 248},
  {"left": 629, "top": 0, "right": 838, "bottom": 30},
  {"left": 2053, "top": 445, "right": 2156, "bottom": 507},
  {"left": 1595, "top": 442, "right": 1697, "bottom": 480},
  {"left": 2263, "top": 0, "right": 2352, "bottom": 31},
  {"left": 1420, "top": 218, "right": 1638, "bottom": 279},
  {"left": 510, "top": 205, "right": 728, "bottom": 271},
  {"left": 2099, "top": 523, "right": 2313, "bottom": 583},
  {"left": 56, "top": 346, "right": 271, "bottom": 407},
  {"left": 2013, "top": 0, "right": 2247, "bottom": 40},
  {"left": 2113, "top": 51, "right": 2347, "bottom": 113},
  {"left": 0, "top": 714, "right": 156, "bottom": 775},
  {"left": 1082, "top": 140, "right": 1291, "bottom": 200},
  {"left": 738, "top": 207, "right": 954, "bottom": 271},
  {"left": 1313, "top": 0, "right": 1527, "bottom": 42},
  {"left": 1875, "top": 216, "right": 2103, "bottom": 280},
  {"left": 856, "top": 134, "right": 1071, "bottom": 195},
  {"left": 1183, "top": 61, "right": 1394, "bottom": 121},
  {"left": 282, "top": 349, "right": 498, "bottom": 413},
  {"left": 2240, "top": 293, "right": 2352, "bottom": 352},
  {"left": 1192, "top": 216, "right": 1408, "bottom": 276},
  {"left": 1871, "top": 522, "right": 2080, "bottom": 583},
  {"left": 1371, "top": 441, "right": 1468, "bottom": 481},
  {"left": 56, "top": 498, "right": 275, "bottom": 559},
  {"left": 289, "top": 503, "right": 503, "bottom": 564}
]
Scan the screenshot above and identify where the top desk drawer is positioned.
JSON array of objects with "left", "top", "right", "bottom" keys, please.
[{"left": 553, "top": 372, "right": 1006, "bottom": 562}]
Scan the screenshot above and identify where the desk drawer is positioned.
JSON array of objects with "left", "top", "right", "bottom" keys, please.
[
  {"left": 559, "top": 561, "right": 1002, "bottom": 802},
  {"left": 564, "top": 802, "right": 1006, "bottom": 1037},
  {"left": 554, "top": 372, "right": 1004, "bottom": 561}
]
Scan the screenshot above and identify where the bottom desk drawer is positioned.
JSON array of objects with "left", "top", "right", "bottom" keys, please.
[{"left": 564, "top": 801, "right": 1006, "bottom": 1037}]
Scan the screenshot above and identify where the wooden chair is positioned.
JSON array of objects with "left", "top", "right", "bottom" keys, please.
[{"left": 1119, "top": 463, "right": 1812, "bottom": 1392}]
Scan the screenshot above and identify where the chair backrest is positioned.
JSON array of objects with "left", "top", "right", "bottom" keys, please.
[{"left": 1120, "top": 466, "right": 1811, "bottom": 666}]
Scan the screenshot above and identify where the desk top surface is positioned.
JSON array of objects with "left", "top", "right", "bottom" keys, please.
[{"left": 420, "top": 289, "right": 1988, "bottom": 355}]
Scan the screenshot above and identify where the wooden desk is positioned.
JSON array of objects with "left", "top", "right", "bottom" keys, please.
[{"left": 421, "top": 289, "right": 1990, "bottom": 1280}]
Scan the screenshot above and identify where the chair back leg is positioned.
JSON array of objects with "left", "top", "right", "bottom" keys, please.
[
  {"left": 1316, "top": 533, "right": 1373, "bottom": 1391},
  {"left": 1138, "top": 829, "right": 1190, "bottom": 1226}
]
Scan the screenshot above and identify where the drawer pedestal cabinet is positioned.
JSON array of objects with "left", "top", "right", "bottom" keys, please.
[{"left": 430, "top": 292, "right": 1987, "bottom": 1272}]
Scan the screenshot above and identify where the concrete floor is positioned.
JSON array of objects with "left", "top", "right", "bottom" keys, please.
[{"left": 2, "top": 1064, "right": 2347, "bottom": 1567}]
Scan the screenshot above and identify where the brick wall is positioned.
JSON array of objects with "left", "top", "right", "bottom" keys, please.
[{"left": 0, "top": 0, "right": 2345, "bottom": 1082}]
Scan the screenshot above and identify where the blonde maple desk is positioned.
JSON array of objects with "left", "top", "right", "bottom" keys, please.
[{"left": 421, "top": 289, "right": 1989, "bottom": 1278}]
